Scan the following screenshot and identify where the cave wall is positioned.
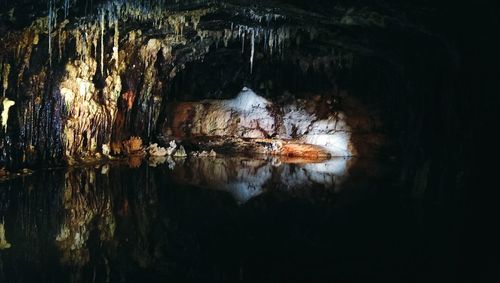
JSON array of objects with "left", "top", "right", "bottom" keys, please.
[
  {"left": 0, "top": 2, "right": 253, "bottom": 166},
  {"left": 0, "top": 0, "right": 360, "bottom": 168},
  {"left": 0, "top": 0, "right": 475, "bottom": 206},
  {"left": 0, "top": 1, "right": 497, "bottom": 280}
]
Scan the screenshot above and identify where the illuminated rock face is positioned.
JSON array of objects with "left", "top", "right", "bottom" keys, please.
[
  {"left": 169, "top": 87, "right": 275, "bottom": 139},
  {"left": 1, "top": 98, "right": 15, "bottom": 132},
  {"left": 0, "top": 220, "right": 11, "bottom": 250},
  {"left": 164, "top": 87, "right": 355, "bottom": 156},
  {"left": 0, "top": 0, "right": 384, "bottom": 167}
]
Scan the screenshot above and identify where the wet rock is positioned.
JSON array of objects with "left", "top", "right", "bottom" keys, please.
[
  {"left": 102, "top": 144, "right": 111, "bottom": 156},
  {"left": 166, "top": 140, "right": 178, "bottom": 155},
  {"left": 147, "top": 143, "right": 168, "bottom": 157},
  {"left": 1, "top": 97, "right": 15, "bottom": 132},
  {"left": 173, "top": 145, "right": 187, "bottom": 157},
  {"left": 164, "top": 87, "right": 356, "bottom": 156},
  {"left": 0, "top": 0, "right": 389, "bottom": 168},
  {"left": 0, "top": 221, "right": 11, "bottom": 250},
  {"left": 123, "top": 136, "right": 145, "bottom": 155}
]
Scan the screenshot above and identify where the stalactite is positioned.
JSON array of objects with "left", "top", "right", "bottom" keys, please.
[
  {"left": 223, "top": 29, "right": 231, "bottom": 47},
  {"left": 113, "top": 19, "right": 119, "bottom": 70},
  {"left": 241, "top": 30, "right": 245, "bottom": 53},
  {"left": 100, "top": 10, "right": 105, "bottom": 75},
  {"left": 64, "top": 0, "right": 70, "bottom": 19},
  {"left": 250, "top": 28, "right": 255, "bottom": 74},
  {"left": 192, "top": 14, "right": 201, "bottom": 30},
  {"left": 2, "top": 63, "right": 10, "bottom": 97},
  {"left": 0, "top": 1, "right": 305, "bottom": 166},
  {"left": 58, "top": 21, "right": 68, "bottom": 62},
  {"left": 269, "top": 30, "right": 274, "bottom": 55},
  {"left": 82, "top": 29, "right": 88, "bottom": 60},
  {"left": 48, "top": 0, "right": 53, "bottom": 67}
]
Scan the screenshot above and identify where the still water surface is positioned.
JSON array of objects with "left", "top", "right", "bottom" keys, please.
[{"left": 0, "top": 155, "right": 430, "bottom": 282}]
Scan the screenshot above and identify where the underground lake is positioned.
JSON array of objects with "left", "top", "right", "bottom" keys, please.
[{"left": 0, "top": 0, "right": 496, "bottom": 282}]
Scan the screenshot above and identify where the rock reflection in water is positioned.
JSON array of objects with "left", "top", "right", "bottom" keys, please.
[
  {"left": 0, "top": 165, "right": 162, "bottom": 273},
  {"left": 55, "top": 169, "right": 116, "bottom": 266},
  {"left": 0, "top": 156, "right": 363, "bottom": 282},
  {"left": 170, "top": 156, "right": 353, "bottom": 203}
]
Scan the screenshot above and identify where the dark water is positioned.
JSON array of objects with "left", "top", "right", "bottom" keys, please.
[{"left": 0, "top": 156, "right": 458, "bottom": 282}]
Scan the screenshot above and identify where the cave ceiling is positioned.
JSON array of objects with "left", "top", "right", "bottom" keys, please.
[{"left": 0, "top": 0, "right": 453, "bottom": 168}]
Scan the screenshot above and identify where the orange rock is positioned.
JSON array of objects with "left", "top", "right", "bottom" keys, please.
[
  {"left": 122, "top": 90, "right": 135, "bottom": 110},
  {"left": 171, "top": 102, "right": 196, "bottom": 138},
  {"left": 123, "top": 136, "right": 144, "bottom": 155},
  {"left": 111, "top": 141, "right": 122, "bottom": 155},
  {"left": 281, "top": 143, "right": 331, "bottom": 160}
]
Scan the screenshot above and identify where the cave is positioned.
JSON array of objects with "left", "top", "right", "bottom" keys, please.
[{"left": 0, "top": 0, "right": 497, "bottom": 282}]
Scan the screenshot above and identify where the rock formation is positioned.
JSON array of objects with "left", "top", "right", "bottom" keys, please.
[{"left": 0, "top": 0, "right": 386, "bottom": 168}]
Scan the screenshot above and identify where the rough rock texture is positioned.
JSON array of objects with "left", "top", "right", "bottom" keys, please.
[
  {"left": 167, "top": 88, "right": 275, "bottom": 139},
  {"left": 0, "top": 0, "right": 373, "bottom": 168},
  {"left": 163, "top": 87, "right": 382, "bottom": 156},
  {"left": 0, "top": 1, "right": 495, "bottom": 281},
  {"left": 0, "top": 0, "right": 477, "bottom": 214},
  {"left": 1, "top": 97, "right": 15, "bottom": 132}
]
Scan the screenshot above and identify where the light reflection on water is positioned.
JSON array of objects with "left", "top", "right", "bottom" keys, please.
[
  {"left": 167, "top": 156, "right": 353, "bottom": 203},
  {"left": 0, "top": 156, "right": 393, "bottom": 282}
]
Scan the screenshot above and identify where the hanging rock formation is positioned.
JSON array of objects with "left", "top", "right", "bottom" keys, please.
[{"left": 0, "top": 0, "right": 444, "bottom": 170}]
